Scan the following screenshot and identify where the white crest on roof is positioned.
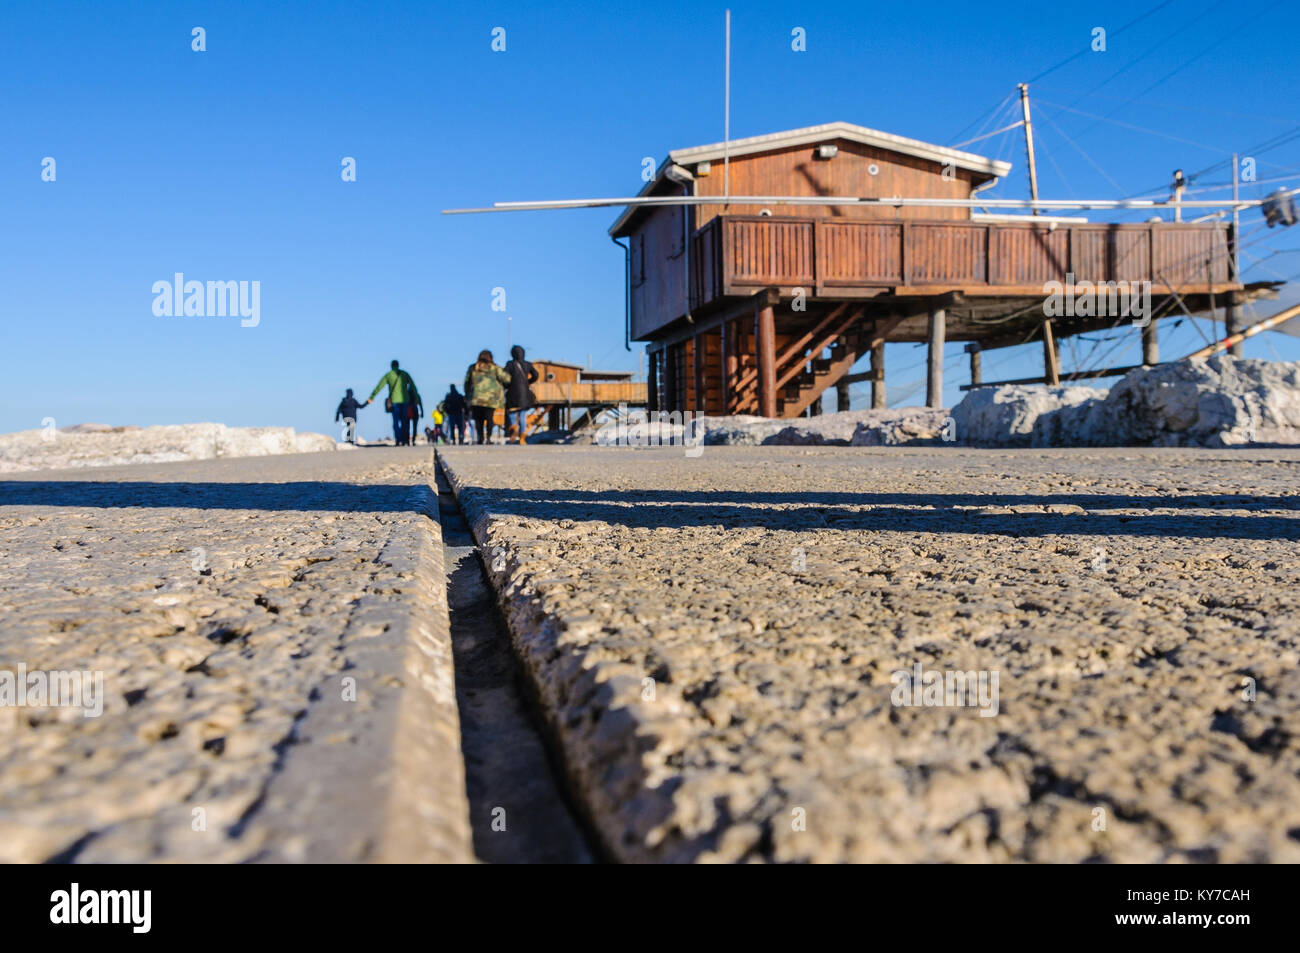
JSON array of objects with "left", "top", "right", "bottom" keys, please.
[{"left": 667, "top": 121, "right": 1011, "bottom": 177}]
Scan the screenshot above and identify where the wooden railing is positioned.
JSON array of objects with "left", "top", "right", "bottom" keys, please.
[
  {"left": 690, "top": 215, "right": 1237, "bottom": 304},
  {"left": 531, "top": 380, "right": 647, "bottom": 405}
]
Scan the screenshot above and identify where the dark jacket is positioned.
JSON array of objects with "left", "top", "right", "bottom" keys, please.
[
  {"left": 399, "top": 371, "right": 422, "bottom": 416},
  {"left": 505, "top": 345, "right": 538, "bottom": 410},
  {"left": 443, "top": 389, "right": 466, "bottom": 417},
  {"left": 336, "top": 394, "right": 363, "bottom": 422}
]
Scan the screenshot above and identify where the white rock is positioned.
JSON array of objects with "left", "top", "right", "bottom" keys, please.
[
  {"left": 0, "top": 423, "right": 338, "bottom": 472},
  {"left": 592, "top": 419, "right": 690, "bottom": 447},
  {"left": 1090, "top": 356, "right": 1300, "bottom": 447},
  {"left": 848, "top": 408, "right": 951, "bottom": 446},
  {"left": 699, "top": 409, "right": 948, "bottom": 446},
  {"left": 950, "top": 357, "right": 1300, "bottom": 448},
  {"left": 587, "top": 408, "right": 952, "bottom": 448},
  {"left": 951, "top": 385, "right": 1105, "bottom": 447},
  {"left": 59, "top": 423, "right": 143, "bottom": 435}
]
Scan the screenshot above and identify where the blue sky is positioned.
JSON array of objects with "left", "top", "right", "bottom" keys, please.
[{"left": 4, "top": 0, "right": 1299, "bottom": 439}]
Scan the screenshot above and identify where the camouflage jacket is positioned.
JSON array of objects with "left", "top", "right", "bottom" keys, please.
[{"left": 464, "top": 362, "right": 511, "bottom": 409}]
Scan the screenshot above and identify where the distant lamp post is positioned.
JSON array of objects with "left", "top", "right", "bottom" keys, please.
[{"left": 1171, "top": 169, "right": 1187, "bottom": 222}]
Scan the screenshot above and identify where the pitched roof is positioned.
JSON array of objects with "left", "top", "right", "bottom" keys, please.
[
  {"left": 668, "top": 121, "right": 1011, "bottom": 177},
  {"left": 610, "top": 121, "right": 1011, "bottom": 235}
]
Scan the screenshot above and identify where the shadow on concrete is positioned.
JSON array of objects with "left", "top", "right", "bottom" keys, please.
[
  {"left": 8, "top": 479, "right": 1299, "bottom": 540},
  {"left": 456, "top": 487, "right": 1300, "bottom": 541},
  {"left": 0, "top": 481, "right": 414, "bottom": 512}
]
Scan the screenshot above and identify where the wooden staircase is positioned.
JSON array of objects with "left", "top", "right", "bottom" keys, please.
[{"left": 770, "top": 309, "right": 903, "bottom": 418}]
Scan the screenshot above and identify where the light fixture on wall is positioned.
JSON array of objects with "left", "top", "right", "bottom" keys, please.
[
  {"left": 664, "top": 164, "right": 693, "bottom": 185},
  {"left": 816, "top": 144, "right": 838, "bottom": 160}
]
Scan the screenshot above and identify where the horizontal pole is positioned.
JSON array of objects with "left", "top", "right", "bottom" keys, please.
[
  {"left": 961, "top": 303, "right": 1300, "bottom": 389},
  {"left": 960, "top": 363, "right": 1147, "bottom": 390},
  {"left": 950, "top": 119, "right": 1026, "bottom": 149},
  {"left": 841, "top": 370, "right": 880, "bottom": 385},
  {"left": 443, "top": 188, "right": 1299, "bottom": 216},
  {"left": 1181, "top": 300, "right": 1300, "bottom": 361}
]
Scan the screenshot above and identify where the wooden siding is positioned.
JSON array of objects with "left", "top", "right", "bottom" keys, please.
[
  {"left": 628, "top": 197, "right": 690, "bottom": 341},
  {"left": 691, "top": 139, "right": 981, "bottom": 227},
  {"left": 728, "top": 219, "right": 816, "bottom": 287},
  {"left": 532, "top": 361, "right": 584, "bottom": 385},
  {"left": 628, "top": 136, "right": 988, "bottom": 337},
  {"left": 820, "top": 222, "right": 901, "bottom": 284},
  {"left": 908, "top": 224, "right": 987, "bottom": 284}
]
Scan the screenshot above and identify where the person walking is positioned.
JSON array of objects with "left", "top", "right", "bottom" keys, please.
[
  {"left": 430, "top": 406, "right": 446, "bottom": 445},
  {"left": 402, "top": 370, "right": 423, "bottom": 445},
  {"left": 504, "top": 345, "right": 538, "bottom": 445},
  {"left": 464, "top": 350, "right": 510, "bottom": 445},
  {"left": 443, "top": 385, "right": 467, "bottom": 445},
  {"left": 369, "top": 359, "right": 414, "bottom": 445},
  {"left": 334, "top": 388, "right": 367, "bottom": 444}
]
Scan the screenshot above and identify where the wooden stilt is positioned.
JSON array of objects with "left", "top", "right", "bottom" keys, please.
[
  {"left": 967, "top": 342, "right": 982, "bottom": 387},
  {"left": 693, "top": 333, "right": 705, "bottom": 412},
  {"left": 870, "top": 341, "right": 885, "bottom": 409},
  {"left": 664, "top": 345, "right": 677, "bottom": 412},
  {"left": 926, "top": 306, "right": 945, "bottom": 407},
  {"left": 1224, "top": 294, "right": 1242, "bottom": 357},
  {"left": 757, "top": 298, "right": 777, "bottom": 418},
  {"left": 647, "top": 350, "right": 659, "bottom": 413},
  {"left": 721, "top": 320, "right": 735, "bottom": 413},
  {"left": 1042, "top": 319, "right": 1060, "bottom": 385},
  {"left": 836, "top": 379, "right": 850, "bottom": 412},
  {"left": 735, "top": 322, "right": 754, "bottom": 414},
  {"left": 732, "top": 303, "right": 852, "bottom": 399},
  {"left": 1141, "top": 319, "right": 1159, "bottom": 366}
]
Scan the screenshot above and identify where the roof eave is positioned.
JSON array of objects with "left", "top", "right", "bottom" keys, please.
[
  {"left": 669, "top": 121, "right": 1011, "bottom": 178},
  {"left": 609, "top": 161, "right": 694, "bottom": 237}
]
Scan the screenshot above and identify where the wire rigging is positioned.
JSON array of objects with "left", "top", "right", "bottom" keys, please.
[
  {"left": 1064, "top": 0, "right": 1283, "bottom": 146},
  {"left": 947, "top": 89, "right": 1019, "bottom": 147},
  {"left": 1024, "top": 0, "right": 1177, "bottom": 85},
  {"left": 1035, "top": 106, "right": 1128, "bottom": 194},
  {"left": 1062, "top": 0, "right": 1227, "bottom": 108}
]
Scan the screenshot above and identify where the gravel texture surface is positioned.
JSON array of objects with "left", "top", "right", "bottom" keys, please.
[
  {"left": 0, "top": 448, "right": 472, "bottom": 863},
  {"left": 440, "top": 445, "right": 1300, "bottom": 863}
]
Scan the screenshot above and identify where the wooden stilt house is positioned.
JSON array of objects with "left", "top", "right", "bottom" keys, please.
[{"left": 610, "top": 121, "right": 1264, "bottom": 416}]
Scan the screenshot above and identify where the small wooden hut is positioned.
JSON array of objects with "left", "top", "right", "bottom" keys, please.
[{"left": 495, "top": 360, "right": 646, "bottom": 435}]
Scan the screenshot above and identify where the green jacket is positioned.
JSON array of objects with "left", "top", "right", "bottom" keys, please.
[
  {"left": 371, "top": 369, "right": 411, "bottom": 404},
  {"left": 464, "top": 362, "right": 511, "bottom": 409}
]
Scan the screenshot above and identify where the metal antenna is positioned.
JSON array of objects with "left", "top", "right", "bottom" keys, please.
[
  {"left": 1231, "top": 152, "right": 1240, "bottom": 279},
  {"left": 724, "top": 9, "right": 731, "bottom": 205}
]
